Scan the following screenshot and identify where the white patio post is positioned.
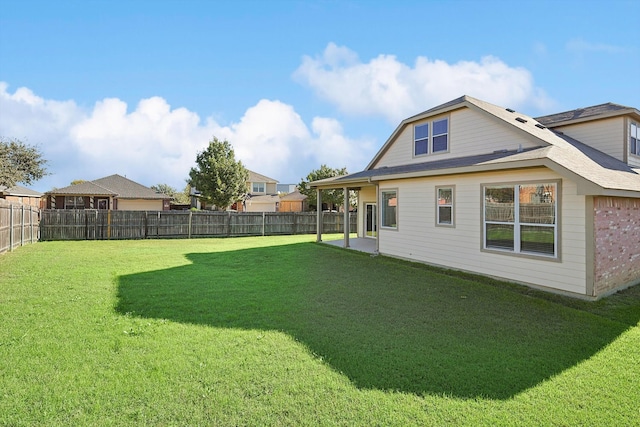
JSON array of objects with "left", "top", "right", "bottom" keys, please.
[
  {"left": 343, "top": 186, "right": 349, "bottom": 248},
  {"left": 316, "top": 188, "right": 322, "bottom": 242}
]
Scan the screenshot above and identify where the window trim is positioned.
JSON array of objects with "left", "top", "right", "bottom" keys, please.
[
  {"left": 481, "top": 179, "right": 561, "bottom": 261},
  {"left": 435, "top": 185, "right": 455, "bottom": 227},
  {"left": 431, "top": 118, "right": 449, "bottom": 153},
  {"left": 380, "top": 188, "right": 398, "bottom": 230},
  {"left": 413, "top": 116, "right": 449, "bottom": 158},
  {"left": 252, "top": 182, "right": 266, "bottom": 193}
]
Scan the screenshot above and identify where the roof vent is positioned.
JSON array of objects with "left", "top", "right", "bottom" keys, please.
[
  {"left": 515, "top": 117, "right": 527, "bottom": 123},
  {"left": 535, "top": 123, "right": 546, "bottom": 129},
  {"left": 506, "top": 108, "right": 516, "bottom": 113}
]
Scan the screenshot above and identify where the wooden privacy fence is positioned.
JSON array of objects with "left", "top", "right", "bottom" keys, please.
[
  {"left": 0, "top": 199, "right": 40, "bottom": 254},
  {"left": 40, "top": 210, "right": 357, "bottom": 241}
]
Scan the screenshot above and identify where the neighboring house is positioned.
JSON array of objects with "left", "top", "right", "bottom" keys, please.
[
  {"left": 194, "top": 170, "right": 281, "bottom": 212},
  {"left": 312, "top": 95, "right": 640, "bottom": 299},
  {"left": 44, "top": 174, "right": 170, "bottom": 211},
  {"left": 279, "top": 190, "right": 308, "bottom": 212},
  {"left": 0, "top": 185, "right": 43, "bottom": 208},
  {"left": 242, "top": 170, "right": 280, "bottom": 212}
]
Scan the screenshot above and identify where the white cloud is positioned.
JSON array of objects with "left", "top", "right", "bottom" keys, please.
[
  {"left": 0, "top": 82, "right": 371, "bottom": 192},
  {"left": 565, "top": 38, "right": 626, "bottom": 54},
  {"left": 294, "top": 43, "right": 554, "bottom": 123}
]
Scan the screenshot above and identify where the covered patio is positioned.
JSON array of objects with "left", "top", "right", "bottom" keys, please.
[{"left": 310, "top": 174, "right": 379, "bottom": 254}]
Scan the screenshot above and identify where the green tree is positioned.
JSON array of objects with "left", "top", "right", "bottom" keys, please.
[
  {"left": 188, "top": 137, "right": 248, "bottom": 210},
  {"left": 151, "top": 183, "right": 178, "bottom": 197},
  {"left": 298, "top": 164, "right": 352, "bottom": 211},
  {"left": 151, "top": 183, "right": 192, "bottom": 204},
  {"left": 0, "top": 137, "right": 48, "bottom": 188},
  {"left": 70, "top": 179, "right": 87, "bottom": 186}
]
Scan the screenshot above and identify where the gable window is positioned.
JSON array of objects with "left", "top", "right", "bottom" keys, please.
[
  {"left": 432, "top": 119, "right": 449, "bottom": 152},
  {"left": 252, "top": 182, "right": 265, "bottom": 193},
  {"left": 414, "top": 117, "right": 449, "bottom": 156},
  {"left": 381, "top": 189, "right": 398, "bottom": 229},
  {"left": 631, "top": 122, "right": 639, "bottom": 156},
  {"left": 436, "top": 186, "right": 454, "bottom": 226},
  {"left": 65, "top": 196, "right": 85, "bottom": 209},
  {"left": 414, "top": 123, "right": 429, "bottom": 155},
  {"left": 483, "top": 182, "right": 558, "bottom": 258}
]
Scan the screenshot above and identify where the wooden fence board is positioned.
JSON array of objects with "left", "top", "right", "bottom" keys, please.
[
  {"left": 39, "top": 210, "right": 357, "bottom": 241},
  {"left": 0, "top": 200, "right": 40, "bottom": 254}
]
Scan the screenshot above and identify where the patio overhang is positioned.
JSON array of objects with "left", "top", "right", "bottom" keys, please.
[{"left": 309, "top": 177, "right": 378, "bottom": 252}]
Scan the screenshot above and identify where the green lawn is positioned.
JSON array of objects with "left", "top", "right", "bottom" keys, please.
[{"left": 1, "top": 236, "right": 639, "bottom": 426}]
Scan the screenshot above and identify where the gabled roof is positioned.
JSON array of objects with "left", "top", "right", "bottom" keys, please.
[
  {"left": 46, "top": 174, "right": 167, "bottom": 199},
  {"left": 535, "top": 103, "right": 640, "bottom": 127},
  {"left": 0, "top": 185, "right": 43, "bottom": 197},
  {"left": 92, "top": 175, "right": 166, "bottom": 199},
  {"left": 313, "top": 96, "right": 640, "bottom": 198},
  {"left": 248, "top": 170, "right": 278, "bottom": 183}
]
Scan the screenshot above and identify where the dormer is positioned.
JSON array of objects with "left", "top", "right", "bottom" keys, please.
[{"left": 535, "top": 103, "right": 640, "bottom": 168}]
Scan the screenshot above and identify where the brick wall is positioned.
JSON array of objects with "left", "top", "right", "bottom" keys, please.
[{"left": 594, "top": 197, "right": 640, "bottom": 295}]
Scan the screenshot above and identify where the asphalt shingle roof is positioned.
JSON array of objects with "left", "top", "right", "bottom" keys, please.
[
  {"left": 314, "top": 96, "right": 640, "bottom": 196},
  {"left": 0, "top": 185, "right": 43, "bottom": 197},
  {"left": 46, "top": 174, "right": 167, "bottom": 199}
]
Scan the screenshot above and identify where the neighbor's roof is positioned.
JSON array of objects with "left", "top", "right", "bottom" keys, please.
[
  {"left": 248, "top": 170, "right": 278, "bottom": 183},
  {"left": 535, "top": 103, "right": 640, "bottom": 127},
  {"left": 0, "top": 185, "right": 43, "bottom": 197},
  {"left": 312, "top": 95, "right": 640, "bottom": 198},
  {"left": 279, "top": 190, "right": 307, "bottom": 201},
  {"left": 46, "top": 174, "right": 167, "bottom": 199}
]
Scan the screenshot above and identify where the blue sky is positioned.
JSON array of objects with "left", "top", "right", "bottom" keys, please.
[{"left": 1, "top": 0, "right": 638, "bottom": 192}]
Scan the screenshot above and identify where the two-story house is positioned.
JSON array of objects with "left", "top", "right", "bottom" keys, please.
[
  {"left": 312, "top": 96, "right": 640, "bottom": 299},
  {"left": 240, "top": 170, "right": 281, "bottom": 212}
]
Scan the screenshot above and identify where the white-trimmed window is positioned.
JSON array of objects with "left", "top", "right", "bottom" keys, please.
[
  {"left": 630, "top": 122, "right": 639, "bottom": 156},
  {"left": 381, "top": 189, "right": 398, "bottom": 229},
  {"left": 252, "top": 182, "right": 265, "bottom": 193},
  {"left": 414, "top": 117, "right": 449, "bottom": 156},
  {"left": 436, "top": 186, "right": 454, "bottom": 226},
  {"left": 432, "top": 119, "right": 449, "bottom": 153},
  {"left": 414, "top": 123, "right": 429, "bottom": 155},
  {"left": 483, "top": 182, "right": 558, "bottom": 258},
  {"left": 65, "top": 196, "right": 85, "bottom": 209}
]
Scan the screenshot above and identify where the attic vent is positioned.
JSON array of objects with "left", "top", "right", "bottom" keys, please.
[
  {"left": 515, "top": 117, "right": 527, "bottom": 123},
  {"left": 535, "top": 123, "right": 546, "bottom": 129},
  {"left": 506, "top": 108, "right": 516, "bottom": 113}
]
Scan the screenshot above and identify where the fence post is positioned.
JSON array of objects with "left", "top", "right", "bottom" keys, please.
[
  {"left": 30, "top": 207, "right": 34, "bottom": 243},
  {"left": 9, "top": 204, "right": 14, "bottom": 251},
  {"left": 144, "top": 211, "right": 148, "bottom": 239},
  {"left": 262, "top": 212, "right": 265, "bottom": 236},
  {"left": 293, "top": 212, "right": 297, "bottom": 235},
  {"left": 21, "top": 205, "right": 25, "bottom": 246},
  {"left": 227, "top": 212, "right": 231, "bottom": 236},
  {"left": 107, "top": 210, "right": 112, "bottom": 239},
  {"left": 188, "top": 211, "right": 192, "bottom": 239}
]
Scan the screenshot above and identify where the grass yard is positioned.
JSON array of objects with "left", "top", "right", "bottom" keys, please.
[{"left": 1, "top": 235, "right": 639, "bottom": 426}]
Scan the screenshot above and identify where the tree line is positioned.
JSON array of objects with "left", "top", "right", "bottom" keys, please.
[{"left": 1, "top": 135, "right": 351, "bottom": 211}]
